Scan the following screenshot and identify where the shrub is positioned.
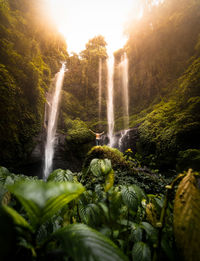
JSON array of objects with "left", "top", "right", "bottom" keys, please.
[{"left": 83, "top": 146, "right": 128, "bottom": 172}]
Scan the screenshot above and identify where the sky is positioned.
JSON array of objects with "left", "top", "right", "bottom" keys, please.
[{"left": 49, "top": 0, "right": 143, "bottom": 54}]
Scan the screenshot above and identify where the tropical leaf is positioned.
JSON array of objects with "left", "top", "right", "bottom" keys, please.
[
  {"left": 3, "top": 205, "right": 33, "bottom": 231},
  {"left": 104, "top": 169, "right": 114, "bottom": 192},
  {"left": 47, "top": 169, "right": 75, "bottom": 182},
  {"left": 130, "top": 223, "right": 143, "bottom": 242},
  {"left": 132, "top": 242, "right": 151, "bottom": 261},
  {"left": 100, "top": 159, "right": 112, "bottom": 175},
  {"left": 141, "top": 222, "right": 158, "bottom": 244},
  {"left": 131, "top": 185, "right": 146, "bottom": 203},
  {"left": 53, "top": 223, "right": 128, "bottom": 261},
  {"left": 109, "top": 188, "right": 123, "bottom": 218},
  {"left": 79, "top": 202, "right": 102, "bottom": 227},
  {"left": 121, "top": 185, "right": 138, "bottom": 211},
  {"left": 173, "top": 169, "right": 200, "bottom": 261},
  {"left": 7, "top": 180, "right": 85, "bottom": 228},
  {"left": 89, "top": 158, "right": 112, "bottom": 177}
]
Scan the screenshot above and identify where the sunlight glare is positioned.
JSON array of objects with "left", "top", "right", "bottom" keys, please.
[{"left": 49, "top": 0, "right": 142, "bottom": 54}]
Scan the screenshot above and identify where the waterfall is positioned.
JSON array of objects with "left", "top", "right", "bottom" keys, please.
[
  {"left": 98, "top": 58, "right": 102, "bottom": 121},
  {"left": 107, "top": 54, "right": 115, "bottom": 147},
  {"left": 121, "top": 52, "right": 129, "bottom": 130},
  {"left": 43, "top": 63, "right": 65, "bottom": 180},
  {"left": 118, "top": 53, "right": 129, "bottom": 150}
]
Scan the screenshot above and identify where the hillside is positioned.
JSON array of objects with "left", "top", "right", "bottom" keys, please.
[{"left": 0, "top": 0, "right": 68, "bottom": 169}]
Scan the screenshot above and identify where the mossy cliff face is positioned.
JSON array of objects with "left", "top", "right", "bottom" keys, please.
[
  {"left": 0, "top": 0, "right": 68, "bottom": 169},
  {"left": 124, "top": 0, "right": 200, "bottom": 172},
  {"left": 136, "top": 57, "right": 200, "bottom": 171}
]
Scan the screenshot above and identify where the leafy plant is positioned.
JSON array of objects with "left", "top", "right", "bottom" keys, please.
[
  {"left": 1, "top": 179, "right": 127, "bottom": 260},
  {"left": 174, "top": 169, "right": 200, "bottom": 261},
  {"left": 54, "top": 223, "right": 128, "bottom": 261},
  {"left": 47, "top": 168, "right": 76, "bottom": 182},
  {"left": 6, "top": 180, "right": 85, "bottom": 229}
]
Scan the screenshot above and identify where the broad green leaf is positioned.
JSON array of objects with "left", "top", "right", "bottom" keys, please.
[
  {"left": 121, "top": 186, "right": 138, "bottom": 211},
  {"left": 3, "top": 205, "right": 33, "bottom": 231},
  {"left": 8, "top": 180, "right": 85, "bottom": 228},
  {"left": 132, "top": 242, "right": 151, "bottom": 261},
  {"left": 100, "top": 159, "right": 112, "bottom": 175},
  {"left": 79, "top": 203, "right": 102, "bottom": 227},
  {"left": 104, "top": 169, "right": 114, "bottom": 192},
  {"left": 54, "top": 223, "right": 128, "bottom": 261},
  {"left": 47, "top": 169, "right": 75, "bottom": 182},
  {"left": 141, "top": 222, "right": 158, "bottom": 244},
  {"left": 131, "top": 184, "right": 146, "bottom": 203},
  {"left": 174, "top": 169, "right": 200, "bottom": 261},
  {"left": 130, "top": 223, "right": 143, "bottom": 242},
  {"left": 89, "top": 159, "right": 112, "bottom": 177}
]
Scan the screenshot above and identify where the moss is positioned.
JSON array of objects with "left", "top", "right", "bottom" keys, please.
[
  {"left": 82, "top": 145, "right": 128, "bottom": 173},
  {"left": 0, "top": 0, "right": 68, "bottom": 168},
  {"left": 176, "top": 149, "right": 200, "bottom": 172},
  {"left": 134, "top": 57, "right": 200, "bottom": 171}
]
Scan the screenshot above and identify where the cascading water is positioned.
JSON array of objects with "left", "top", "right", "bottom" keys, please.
[
  {"left": 98, "top": 58, "right": 102, "bottom": 121},
  {"left": 107, "top": 54, "right": 115, "bottom": 147},
  {"left": 43, "top": 63, "right": 65, "bottom": 180},
  {"left": 118, "top": 53, "right": 129, "bottom": 150}
]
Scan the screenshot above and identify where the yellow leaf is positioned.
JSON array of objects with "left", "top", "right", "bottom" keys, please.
[
  {"left": 104, "top": 170, "right": 114, "bottom": 192},
  {"left": 174, "top": 169, "right": 200, "bottom": 261},
  {"left": 146, "top": 203, "right": 158, "bottom": 227}
]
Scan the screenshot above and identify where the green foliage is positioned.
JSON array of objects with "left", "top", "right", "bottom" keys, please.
[
  {"left": 121, "top": 185, "right": 145, "bottom": 211},
  {"left": 60, "top": 90, "right": 86, "bottom": 121},
  {"left": 83, "top": 146, "right": 128, "bottom": 172},
  {"left": 126, "top": 0, "right": 200, "bottom": 114},
  {"left": 62, "top": 35, "right": 107, "bottom": 122},
  {"left": 0, "top": 166, "right": 38, "bottom": 186},
  {"left": 132, "top": 242, "right": 151, "bottom": 261},
  {"left": 65, "top": 118, "right": 93, "bottom": 144},
  {"left": 7, "top": 180, "right": 85, "bottom": 228},
  {"left": 176, "top": 149, "right": 200, "bottom": 172},
  {"left": 47, "top": 168, "right": 76, "bottom": 182},
  {"left": 174, "top": 170, "right": 200, "bottom": 261},
  {"left": 0, "top": 0, "right": 68, "bottom": 167},
  {"left": 136, "top": 56, "right": 200, "bottom": 171},
  {"left": 89, "top": 158, "right": 112, "bottom": 177},
  {"left": 3, "top": 205, "right": 32, "bottom": 231},
  {"left": 54, "top": 223, "right": 128, "bottom": 261}
]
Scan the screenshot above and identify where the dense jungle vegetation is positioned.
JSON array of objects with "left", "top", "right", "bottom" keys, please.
[
  {"left": 0, "top": 0, "right": 200, "bottom": 260},
  {"left": 0, "top": 0, "right": 68, "bottom": 168}
]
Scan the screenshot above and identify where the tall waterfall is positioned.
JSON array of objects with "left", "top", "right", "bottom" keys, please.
[
  {"left": 121, "top": 53, "right": 129, "bottom": 129},
  {"left": 118, "top": 53, "right": 129, "bottom": 150},
  {"left": 98, "top": 58, "right": 102, "bottom": 121},
  {"left": 107, "top": 55, "right": 115, "bottom": 147},
  {"left": 43, "top": 63, "right": 65, "bottom": 180}
]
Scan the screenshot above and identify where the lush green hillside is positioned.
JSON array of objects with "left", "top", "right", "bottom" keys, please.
[
  {"left": 126, "top": 0, "right": 200, "bottom": 113},
  {"left": 0, "top": 0, "right": 68, "bottom": 168},
  {"left": 123, "top": 0, "right": 200, "bottom": 171}
]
